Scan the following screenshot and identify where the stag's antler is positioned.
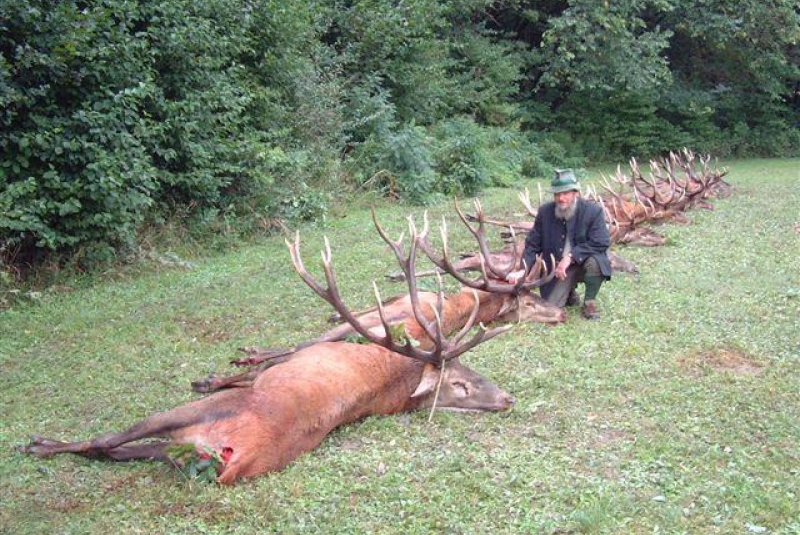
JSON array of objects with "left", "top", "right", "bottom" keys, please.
[
  {"left": 632, "top": 158, "right": 689, "bottom": 213},
  {"left": 518, "top": 187, "right": 539, "bottom": 218},
  {"left": 415, "top": 199, "right": 555, "bottom": 294},
  {"left": 454, "top": 198, "right": 521, "bottom": 280},
  {"left": 287, "top": 213, "right": 511, "bottom": 366},
  {"left": 462, "top": 194, "right": 535, "bottom": 235}
]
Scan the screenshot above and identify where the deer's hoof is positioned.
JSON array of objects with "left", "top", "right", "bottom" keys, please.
[
  {"left": 191, "top": 375, "right": 217, "bottom": 394},
  {"left": 18, "top": 436, "right": 54, "bottom": 456}
]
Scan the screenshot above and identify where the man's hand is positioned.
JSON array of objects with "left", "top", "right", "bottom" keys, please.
[
  {"left": 506, "top": 269, "right": 525, "bottom": 285},
  {"left": 555, "top": 255, "right": 571, "bottom": 280}
]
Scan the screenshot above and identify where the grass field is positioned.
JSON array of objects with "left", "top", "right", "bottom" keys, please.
[{"left": 1, "top": 158, "right": 798, "bottom": 534}]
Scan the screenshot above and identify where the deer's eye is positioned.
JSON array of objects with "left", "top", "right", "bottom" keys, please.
[{"left": 451, "top": 381, "right": 470, "bottom": 396}]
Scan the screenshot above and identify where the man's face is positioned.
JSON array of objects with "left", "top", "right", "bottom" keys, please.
[{"left": 553, "top": 190, "right": 579, "bottom": 210}]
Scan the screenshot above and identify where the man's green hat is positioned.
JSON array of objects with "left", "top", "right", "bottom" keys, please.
[{"left": 549, "top": 169, "right": 581, "bottom": 193}]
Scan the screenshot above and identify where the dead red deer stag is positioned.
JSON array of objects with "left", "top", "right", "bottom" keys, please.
[
  {"left": 590, "top": 188, "right": 667, "bottom": 248},
  {"left": 199, "top": 207, "right": 563, "bottom": 392},
  {"left": 19, "top": 221, "right": 515, "bottom": 485}
]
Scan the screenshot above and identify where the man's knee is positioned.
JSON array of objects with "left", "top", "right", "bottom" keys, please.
[{"left": 583, "top": 256, "right": 602, "bottom": 278}]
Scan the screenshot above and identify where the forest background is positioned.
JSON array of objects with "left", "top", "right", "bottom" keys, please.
[{"left": 2, "top": 0, "right": 799, "bottom": 275}]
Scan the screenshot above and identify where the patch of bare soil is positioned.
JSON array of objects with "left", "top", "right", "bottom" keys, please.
[
  {"left": 174, "top": 314, "right": 263, "bottom": 343},
  {"left": 591, "top": 427, "right": 633, "bottom": 448},
  {"left": 677, "top": 347, "right": 764, "bottom": 377}
]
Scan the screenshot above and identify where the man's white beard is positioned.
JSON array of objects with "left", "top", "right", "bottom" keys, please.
[{"left": 555, "top": 200, "right": 577, "bottom": 221}]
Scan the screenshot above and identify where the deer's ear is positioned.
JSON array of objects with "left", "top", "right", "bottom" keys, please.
[
  {"left": 410, "top": 364, "right": 440, "bottom": 398},
  {"left": 496, "top": 297, "right": 518, "bottom": 319}
]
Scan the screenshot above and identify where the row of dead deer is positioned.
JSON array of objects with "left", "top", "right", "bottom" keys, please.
[
  {"left": 20, "top": 210, "right": 564, "bottom": 484},
  {"left": 591, "top": 148, "right": 731, "bottom": 245},
  {"left": 19, "top": 149, "right": 731, "bottom": 484},
  {"left": 400, "top": 149, "right": 731, "bottom": 282}
]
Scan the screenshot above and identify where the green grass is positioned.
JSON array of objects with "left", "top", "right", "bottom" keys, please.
[{"left": 1, "top": 158, "right": 799, "bottom": 534}]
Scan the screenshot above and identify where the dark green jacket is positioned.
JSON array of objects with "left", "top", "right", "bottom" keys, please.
[{"left": 522, "top": 197, "right": 612, "bottom": 278}]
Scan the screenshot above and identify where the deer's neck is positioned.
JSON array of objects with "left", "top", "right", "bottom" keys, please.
[{"left": 443, "top": 289, "right": 505, "bottom": 330}]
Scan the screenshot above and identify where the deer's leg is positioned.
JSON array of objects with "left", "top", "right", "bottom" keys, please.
[
  {"left": 192, "top": 350, "right": 303, "bottom": 392},
  {"left": 191, "top": 370, "right": 259, "bottom": 393},
  {"left": 20, "top": 399, "right": 217, "bottom": 459},
  {"left": 229, "top": 347, "right": 291, "bottom": 367},
  {"left": 20, "top": 436, "right": 172, "bottom": 462},
  {"left": 20, "top": 429, "right": 149, "bottom": 458},
  {"left": 103, "top": 442, "right": 172, "bottom": 461}
]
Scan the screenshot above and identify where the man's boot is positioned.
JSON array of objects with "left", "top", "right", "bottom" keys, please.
[{"left": 581, "top": 300, "right": 600, "bottom": 320}]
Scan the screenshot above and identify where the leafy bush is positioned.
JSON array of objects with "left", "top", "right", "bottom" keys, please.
[
  {"left": 431, "top": 117, "right": 490, "bottom": 197},
  {"left": 0, "top": 0, "right": 326, "bottom": 263},
  {"left": 360, "top": 123, "right": 440, "bottom": 205},
  {"left": 1, "top": 2, "right": 159, "bottom": 254},
  {"left": 271, "top": 184, "right": 330, "bottom": 223}
]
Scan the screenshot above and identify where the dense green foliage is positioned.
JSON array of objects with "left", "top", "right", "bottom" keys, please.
[{"left": 1, "top": 0, "right": 799, "bottom": 265}]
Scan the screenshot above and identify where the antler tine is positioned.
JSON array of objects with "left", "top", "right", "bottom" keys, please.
[
  {"left": 371, "top": 210, "right": 448, "bottom": 347},
  {"left": 287, "top": 232, "right": 336, "bottom": 305},
  {"left": 681, "top": 150, "right": 709, "bottom": 192},
  {"left": 616, "top": 198, "right": 635, "bottom": 226},
  {"left": 629, "top": 158, "right": 643, "bottom": 183},
  {"left": 600, "top": 198, "right": 615, "bottom": 225},
  {"left": 520, "top": 253, "right": 556, "bottom": 288},
  {"left": 600, "top": 174, "right": 625, "bottom": 201},
  {"left": 698, "top": 152, "right": 710, "bottom": 172},
  {"left": 610, "top": 163, "right": 627, "bottom": 187},
  {"left": 518, "top": 187, "right": 538, "bottom": 218},
  {"left": 605, "top": 206, "right": 623, "bottom": 241},
  {"left": 640, "top": 196, "right": 657, "bottom": 221},
  {"left": 663, "top": 156, "right": 689, "bottom": 205},
  {"left": 604, "top": 209, "right": 620, "bottom": 238},
  {"left": 453, "top": 198, "right": 512, "bottom": 280},
  {"left": 586, "top": 183, "right": 595, "bottom": 201}
]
